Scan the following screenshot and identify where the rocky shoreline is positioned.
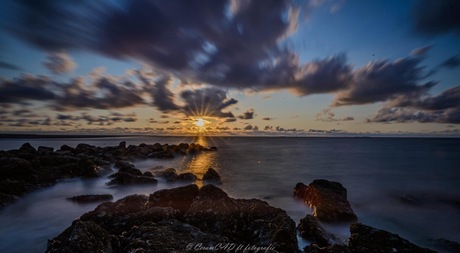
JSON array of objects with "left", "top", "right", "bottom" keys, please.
[
  {"left": 1, "top": 142, "right": 458, "bottom": 252},
  {"left": 0, "top": 141, "right": 216, "bottom": 207}
]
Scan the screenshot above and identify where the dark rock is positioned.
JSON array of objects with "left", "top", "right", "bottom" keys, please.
[
  {"left": 120, "top": 219, "right": 227, "bottom": 253},
  {"left": 298, "top": 214, "right": 333, "bottom": 247},
  {"left": 147, "top": 184, "right": 200, "bottom": 213},
  {"left": 67, "top": 194, "right": 113, "bottom": 203},
  {"left": 428, "top": 238, "right": 460, "bottom": 252},
  {"left": 175, "top": 172, "right": 198, "bottom": 182},
  {"left": 78, "top": 158, "right": 112, "bottom": 178},
  {"left": 294, "top": 182, "right": 308, "bottom": 199},
  {"left": 202, "top": 168, "right": 221, "bottom": 183},
  {"left": 75, "top": 143, "right": 97, "bottom": 154},
  {"left": 118, "top": 141, "right": 126, "bottom": 149},
  {"left": 0, "top": 193, "right": 19, "bottom": 207},
  {"left": 303, "top": 244, "right": 351, "bottom": 253},
  {"left": 46, "top": 220, "right": 117, "bottom": 253},
  {"left": 19, "top": 143, "right": 36, "bottom": 153},
  {"left": 107, "top": 172, "right": 158, "bottom": 185},
  {"left": 295, "top": 179, "right": 357, "bottom": 223},
  {"left": 184, "top": 184, "right": 299, "bottom": 252},
  {"left": 59, "top": 144, "right": 74, "bottom": 152},
  {"left": 38, "top": 146, "right": 54, "bottom": 153},
  {"left": 156, "top": 168, "right": 178, "bottom": 182},
  {"left": 0, "top": 157, "right": 37, "bottom": 182},
  {"left": 50, "top": 185, "right": 299, "bottom": 253},
  {"left": 349, "top": 223, "right": 436, "bottom": 253},
  {"left": 143, "top": 171, "right": 154, "bottom": 177},
  {"left": 209, "top": 146, "right": 218, "bottom": 151},
  {"left": 113, "top": 160, "right": 135, "bottom": 172}
]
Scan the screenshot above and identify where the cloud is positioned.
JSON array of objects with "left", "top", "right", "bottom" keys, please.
[
  {"left": 56, "top": 112, "right": 138, "bottom": 126},
  {"left": 262, "top": 117, "right": 273, "bottom": 121},
  {"left": 439, "top": 55, "right": 460, "bottom": 69},
  {"left": 238, "top": 109, "right": 254, "bottom": 120},
  {"left": 0, "top": 61, "right": 22, "bottom": 71},
  {"left": 367, "top": 85, "right": 460, "bottom": 124},
  {"left": 333, "top": 56, "right": 436, "bottom": 106},
  {"left": 0, "top": 75, "right": 56, "bottom": 104},
  {"left": 315, "top": 108, "right": 354, "bottom": 122},
  {"left": 412, "top": 0, "right": 460, "bottom": 37},
  {"left": 43, "top": 51, "right": 77, "bottom": 74},
  {"left": 244, "top": 124, "right": 253, "bottom": 130},
  {"left": 180, "top": 88, "right": 237, "bottom": 118},
  {"left": 410, "top": 45, "right": 433, "bottom": 56}
]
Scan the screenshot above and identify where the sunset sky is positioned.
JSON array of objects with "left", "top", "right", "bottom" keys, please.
[{"left": 0, "top": 0, "right": 459, "bottom": 136}]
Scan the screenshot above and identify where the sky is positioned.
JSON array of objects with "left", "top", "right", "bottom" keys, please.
[{"left": 0, "top": 0, "right": 459, "bottom": 136}]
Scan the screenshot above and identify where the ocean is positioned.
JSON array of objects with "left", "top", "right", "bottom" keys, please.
[{"left": 0, "top": 136, "right": 459, "bottom": 252}]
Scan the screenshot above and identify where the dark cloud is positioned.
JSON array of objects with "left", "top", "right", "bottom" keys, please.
[
  {"left": 333, "top": 56, "right": 436, "bottom": 106},
  {"left": 439, "top": 55, "right": 460, "bottom": 69},
  {"left": 224, "top": 118, "right": 237, "bottom": 122},
  {"left": 262, "top": 117, "right": 273, "bottom": 121},
  {"left": 238, "top": 109, "right": 254, "bottom": 120},
  {"left": 56, "top": 112, "right": 138, "bottom": 125},
  {"left": 368, "top": 85, "right": 460, "bottom": 124},
  {"left": 412, "top": 0, "right": 460, "bottom": 37},
  {"left": 0, "top": 61, "right": 22, "bottom": 71},
  {"left": 0, "top": 75, "right": 56, "bottom": 104},
  {"left": 43, "top": 51, "right": 77, "bottom": 74},
  {"left": 244, "top": 124, "right": 253, "bottom": 130}
]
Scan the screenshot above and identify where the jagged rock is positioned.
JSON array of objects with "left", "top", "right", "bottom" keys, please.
[
  {"left": 348, "top": 223, "right": 436, "bottom": 253},
  {"left": 202, "top": 168, "right": 221, "bottom": 183},
  {"left": 147, "top": 184, "right": 200, "bottom": 213},
  {"left": 59, "top": 144, "right": 74, "bottom": 152},
  {"left": 120, "top": 219, "right": 227, "bottom": 253},
  {"left": 184, "top": 185, "right": 298, "bottom": 252},
  {"left": 143, "top": 171, "right": 154, "bottom": 177},
  {"left": 107, "top": 172, "right": 158, "bottom": 185},
  {"left": 49, "top": 185, "right": 299, "bottom": 253},
  {"left": 38, "top": 146, "right": 54, "bottom": 153},
  {"left": 156, "top": 168, "right": 178, "bottom": 182},
  {"left": 118, "top": 141, "right": 126, "bottom": 149},
  {"left": 298, "top": 214, "right": 333, "bottom": 247},
  {"left": 294, "top": 179, "right": 357, "bottom": 223},
  {"left": 46, "top": 220, "right": 118, "bottom": 253},
  {"left": 175, "top": 172, "right": 198, "bottom": 182},
  {"left": 19, "top": 143, "right": 37, "bottom": 153},
  {"left": 67, "top": 194, "right": 113, "bottom": 203}
]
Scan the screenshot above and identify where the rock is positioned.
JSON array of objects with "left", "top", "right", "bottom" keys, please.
[
  {"left": 294, "top": 182, "right": 308, "bottom": 199},
  {"left": 59, "top": 144, "right": 74, "bottom": 152},
  {"left": 118, "top": 141, "right": 126, "bottom": 149},
  {"left": 78, "top": 158, "right": 112, "bottom": 178},
  {"left": 156, "top": 168, "right": 178, "bottom": 182},
  {"left": 107, "top": 172, "right": 158, "bottom": 185},
  {"left": 428, "top": 238, "right": 460, "bottom": 252},
  {"left": 19, "top": 143, "right": 36, "bottom": 153},
  {"left": 143, "top": 171, "right": 154, "bottom": 177},
  {"left": 67, "top": 194, "right": 113, "bottom": 203},
  {"left": 49, "top": 185, "right": 299, "bottom": 253},
  {"left": 294, "top": 179, "right": 357, "bottom": 223},
  {"left": 175, "top": 172, "right": 198, "bottom": 182},
  {"left": 46, "top": 220, "right": 118, "bottom": 253},
  {"left": 147, "top": 184, "right": 200, "bottom": 213},
  {"left": 38, "top": 146, "right": 54, "bottom": 153},
  {"left": 202, "top": 168, "right": 221, "bottom": 183},
  {"left": 0, "top": 193, "right": 19, "bottom": 207},
  {"left": 298, "top": 214, "right": 333, "bottom": 247},
  {"left": 184, "top": 184, "right": 299, "bottom": 252},
  {"left": 113, "top": 161, "right": 135, "bottom": 172},
  {"left": 349, "top": 223, "right": 436, "bottom": 253}
]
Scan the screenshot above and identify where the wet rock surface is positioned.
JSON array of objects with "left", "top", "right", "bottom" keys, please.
[
  {"left": 202, "top": 167, "right": 222, "bottom": 183},
  {"left": 67, "top": 194, "right": 114, "bottom": 203},
  {"left": 298, "top": 214, "right": 334, "bottom": 247},
  {"left": 48, "top": 184, "right": 299, "bottom": 253},
  {"left": 0, "top": 142, "right": 212, "bottom": 207},
  {"left": 294, "top": 179, "right": 357, "bottom": 223}
]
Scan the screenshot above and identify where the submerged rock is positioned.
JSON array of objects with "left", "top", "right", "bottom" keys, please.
[
  {"left": 67, "top": 194, "right": 113, "bottom": 203},
  {"left": 298, "top": 214, "right": 334, "bottom": 247},
  {"left": 202, "top": 168, "right": 221, "bottom": 183},
  {"left": 294, "top": 179, "right": 357, "bottom": 223},
  {"left": 48, "top": 184, "right": 299, "bottom": 252},
  {"left": 107, "top": 172, "right": 158, "bottom": 185},
  {"left": 348, "top": 223, "right": 436, "bottom": 253}
]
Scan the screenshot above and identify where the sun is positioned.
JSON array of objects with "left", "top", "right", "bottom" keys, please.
[{"left": 196, "top": 118, "right": 205, "bottom": 127}]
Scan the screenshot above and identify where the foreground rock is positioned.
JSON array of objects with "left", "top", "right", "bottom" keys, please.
[
  {"left": 0, "top": 141, "right": 212, "bottom": 207},
  {"left": 294, "top": 180, "right": 357, "bottom": 223},
  {"left": 202, "top": 168, "right": 221, "bottom": 183},
  {"left": 67, "top": 194, "right": 113, "bottom": 203},
  {"left": 298, "top": 214, "right": 334, "bottom": 247},
  {"left": 303, "top": 223, "right": 436, "bottom": 253},
  {"left": 47, "top": 184, "right": 299, "bottom": 252}
]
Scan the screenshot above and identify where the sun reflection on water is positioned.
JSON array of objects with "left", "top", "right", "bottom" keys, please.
[{"left": 186, "top": 135, "right": 222, "bottom": 187}]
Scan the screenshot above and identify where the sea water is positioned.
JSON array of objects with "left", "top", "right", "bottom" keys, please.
[{"left": 0, "top": 136, "right": 459, "bottom": 252}]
